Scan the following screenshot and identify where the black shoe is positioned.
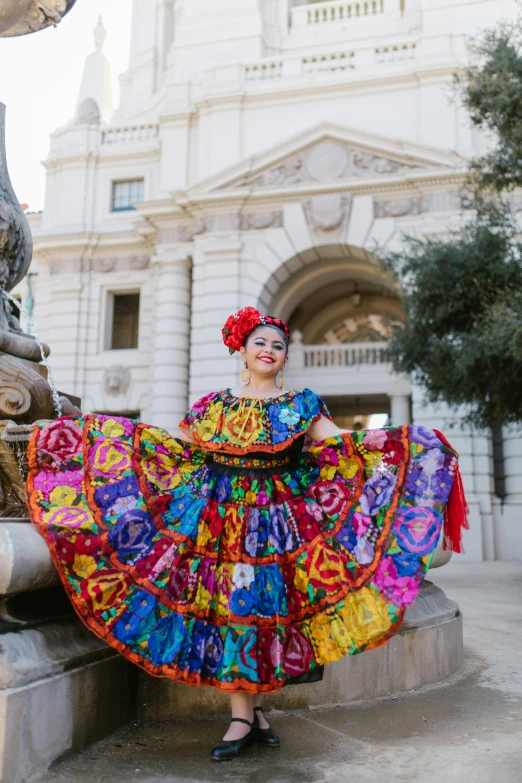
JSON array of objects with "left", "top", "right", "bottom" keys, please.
[
  {"left": 211, "top": 717, "right": 256, "bottom": 761},
  {"left": 253, "top": 706, "right": 280, "bottom": 747}
]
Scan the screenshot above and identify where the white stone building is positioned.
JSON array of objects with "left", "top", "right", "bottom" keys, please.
[{"left": 17, "top": 0, "right": 521, "bottom": 561}]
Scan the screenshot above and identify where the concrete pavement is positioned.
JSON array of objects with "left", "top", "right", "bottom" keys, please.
[{"left": 41, "top": 562, "right": 522, "bottom": 783}]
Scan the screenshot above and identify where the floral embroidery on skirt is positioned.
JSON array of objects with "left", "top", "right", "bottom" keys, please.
[{"left": 26, "top": 413, "right": 459, "bottom": 693}]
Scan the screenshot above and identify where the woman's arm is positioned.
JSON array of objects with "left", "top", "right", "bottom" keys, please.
[
  {"left": 307, "top": 415, "right": 351, "bottom": 442},
  {"left": 170, "top": 426, "right": 196, "bottom": 444}
]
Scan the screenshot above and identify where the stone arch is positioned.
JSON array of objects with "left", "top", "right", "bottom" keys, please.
[
  {"left": 255, "top": 241, "right": 410, "bottom": 427},
  {"left": 256, "top": 242, "right": 402, "bottom": 344}
]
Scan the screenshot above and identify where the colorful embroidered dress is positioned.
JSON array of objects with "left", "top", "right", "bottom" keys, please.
[{"left": 26, "top": 388, "right": 463, "bottom": 694}]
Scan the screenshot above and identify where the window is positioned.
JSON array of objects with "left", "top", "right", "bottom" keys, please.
[
  {"left": 110, "top": 293, "right": 140, "bottom": 350},
  {"left": 111, "top": 179, "right": 144, "bottom": 212}
]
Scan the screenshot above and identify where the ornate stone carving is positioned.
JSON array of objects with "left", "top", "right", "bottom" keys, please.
[
  {"left": 95, "top": 258, "right": 116, "bottom": 273},
  {"left": 0, "top": 0, "right": 77, "bottom": 37},
  {"left": 306, "top": 141, "right": 349, "bottom": 180},
  {"left": 242, "top": 140, "right": 419, "bottom": 189},
  {"left": 0, "top": 383, "right": 31, "bottom": 419},
  {"left": 104, "top": 365, "right": 131, "bottom": 398},
  {"left": 374, "top": 197, "right": 427, "bottom": 218},
  {"left": 240, "top": 211, "right": 283, "bottom": 230},
  {"left": 0, "top": 104, "right": 33, "bottom": 332},
  {"left": 58, "top": 394, "right": 81, "bottom": 416},
  {"left": 76, "top": 98, "right": 101, "bottom": 126},
  {"left": 129, "top": 256, "right": 150, "bottom": 270},
  {"left": 247, "top": 158, "right": 306, "bottom": 188},
  {"left": 374, "top": 193, "right": 462, "bottom": 218},
  {"left": 304, "top": 194, "right": 351, "bottom": 232},
  {"left": 0, "top": 353, "right": 55, "bottom": 423},
  {"left": 0, "top": 421, "right": 28, "bottom": 517},
  {"left": 178, "top": 219, "right": 207, "bottom": 241}
]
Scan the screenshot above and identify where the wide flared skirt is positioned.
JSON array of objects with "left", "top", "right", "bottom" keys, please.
[{"left": 26, "top": 415, "right": 458, "bottom": 693}]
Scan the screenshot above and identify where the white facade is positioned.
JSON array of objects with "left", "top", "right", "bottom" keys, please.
[{"left": 18, "top": 0, "right": 521, "bottom": 560}]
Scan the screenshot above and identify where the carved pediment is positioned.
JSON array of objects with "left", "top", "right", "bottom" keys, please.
[
  {"left": 188, "top": 124, "right": 463, "bottom": 198},
  {"left": 227, "top": 140, "right": 421, "bottom": 189}
]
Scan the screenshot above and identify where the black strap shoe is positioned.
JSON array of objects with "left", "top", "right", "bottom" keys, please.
[
  {"left": 253, "top": 706, "right": 280, "bottom": 747},
  {"left": 211, "top": 717, "right": 256, "bottom": 761}
]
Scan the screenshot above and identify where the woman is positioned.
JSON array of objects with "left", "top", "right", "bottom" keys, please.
[{"left": 26, "top": 306, "right": 467, "bottom": 761}]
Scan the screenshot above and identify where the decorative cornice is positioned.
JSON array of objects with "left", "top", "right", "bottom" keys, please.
[
  {"left": 44, "top": 145, "right": 160, "bottom": 170},
  {"left": 194, "top": 59, "right": 468, "bottom": 116},
  {"left": 33, "top": 230, "right": 154, "bottom": 259}
]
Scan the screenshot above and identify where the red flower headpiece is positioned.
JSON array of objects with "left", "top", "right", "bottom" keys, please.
[{"left": 222, "top": 307, "right": 290, "bottom": 354}]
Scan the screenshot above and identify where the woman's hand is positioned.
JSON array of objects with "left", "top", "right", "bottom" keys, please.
[
  {"left": 170, "top": 426, "right": 195, "bottom": 444},
  {"left": 307, "top": 415, "right": 351, "bottom": 443}
]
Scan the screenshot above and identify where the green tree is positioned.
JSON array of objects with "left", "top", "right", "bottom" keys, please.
[
  {"left": 382, "top": 17, "right": 522, "bottom": 430},
  {"left": 455, "top": 19, "right": 522, "bottom": 192},
  {"left": 383, "top": 203, "right": 522, "bottom": 430}
]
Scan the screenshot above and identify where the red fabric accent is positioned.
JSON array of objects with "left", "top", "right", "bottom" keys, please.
[{"left": 433, "top": 429, "right": 470, "bottom": 554}]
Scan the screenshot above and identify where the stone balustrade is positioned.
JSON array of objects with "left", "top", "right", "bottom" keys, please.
[
  {"left": 375, "top": 42, "right": 417, "bottom": 64},
  {"left": 286, "top": 335, "right": 409, "bottom": 398},
  {"left": 292, "top": 0, "right": 385, "bottom": 28},
  {"left": 101, "top": 123, "right": 159, "bottom": 146},
  {"left": 301, "top": 340, "right": 390, "bottom": 368},
  {"left": 203, "top": 39, "right": 418, "bottom": 97},
  {"left": 302, "top": 51, "right": 355, "bottom": 74},
  {"left": 245, "top": 60, "right": 284, "bottom": 82}
]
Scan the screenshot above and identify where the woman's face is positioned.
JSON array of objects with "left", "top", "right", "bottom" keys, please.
[{"left": 240, "top": 326, "right": 287, "bottom": 379}]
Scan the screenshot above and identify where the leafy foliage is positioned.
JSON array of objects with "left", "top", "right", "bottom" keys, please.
[
  {"left": 381, "top": 14, "right": 522, "bottom": 431},
  {"left": 383, "top": 203, "right": 522, "bottom": 430},
  {"left": 455, "top": 19, "right": 522, "bottom": 192}
]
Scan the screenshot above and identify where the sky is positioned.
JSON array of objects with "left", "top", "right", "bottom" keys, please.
[{"left": 0, "top": 0, "right": 132, "bottom": 212}]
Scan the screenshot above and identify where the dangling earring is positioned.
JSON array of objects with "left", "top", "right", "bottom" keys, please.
[
  {"left": 240, "top": 363, "right": 251, "bottom": 385},
  {"left": 278, "top": 368, "right": 285, "bottom": 391}
]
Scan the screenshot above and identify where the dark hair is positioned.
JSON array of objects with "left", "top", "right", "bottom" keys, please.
[{"left": 244, "top": 323, "right": 289, "bottom": 351}]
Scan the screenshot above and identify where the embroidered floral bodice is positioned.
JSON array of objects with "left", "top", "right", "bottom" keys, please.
[{"left": 179, "top": 388, "right": 331, "bottom": 455}]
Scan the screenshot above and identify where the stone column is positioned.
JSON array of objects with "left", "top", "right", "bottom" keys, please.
[
  {"left": 189, "top": 234, "right": 242, "bottom": 402},
  {"left": 150, "top": 249, "right": 192, "bottom": 432},
  {"left": 503, "top": 428, "right": 522, "bottom": 504},
  {"left": 390, "top": 394, "right": 411, "bottom": 426},
  {"left": 495, "top": 427, "right": 522, "bottom": 560}
]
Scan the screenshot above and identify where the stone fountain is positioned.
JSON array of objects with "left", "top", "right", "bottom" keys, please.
[{"left": 0, "top": 6, "right": 136, "bottom": 783}]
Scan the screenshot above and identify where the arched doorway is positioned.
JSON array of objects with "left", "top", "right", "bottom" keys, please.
[{"left": 257, "top": 243, "right": 411, "bottom": 427}]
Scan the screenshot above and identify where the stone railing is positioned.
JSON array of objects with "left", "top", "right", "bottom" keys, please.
[
  {"left": 101, "top": 123, "right": 159, "bottom": 146},
  {"left": 292, "top": 0, "right": 385, "bottom": 28},
  {"left": 375, "top": 42, "right": 416, "bottom": 64},
  {"left": 232, "top": 40, "right": 415, "bottom": 92},
  {"left": 285, "top": 334, "right": 410, "bottom": 398},
  {"left": 300, "top": 340, "right": 390, "bottom": 368},
  {"left": 302, "top": 51, "right": 355, "bottom": 73},
  {"left": 245, "top": 60, "right": 284, "bottom": 81}
]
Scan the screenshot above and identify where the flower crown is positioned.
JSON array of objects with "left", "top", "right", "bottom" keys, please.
[{"left": 222, "top": 307, "right": 290, "bottom": 354}]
